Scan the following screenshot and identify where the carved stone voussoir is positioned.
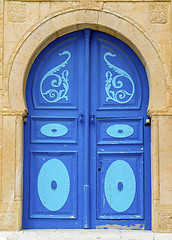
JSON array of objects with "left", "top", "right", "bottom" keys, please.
[
  {"left": 149, "top": 3, "right": 168, "bottom": 24},
  {"left": 158, "top": 212, "right": 172, "bottom": 232}
]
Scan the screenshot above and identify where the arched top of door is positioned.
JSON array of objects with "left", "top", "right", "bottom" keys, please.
[{"left": 7, "top": 8, "right": 168, "bottom": 115}]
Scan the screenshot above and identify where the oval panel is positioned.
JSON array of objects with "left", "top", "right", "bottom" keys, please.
[
  {"left": 106, "top": 124, "right": 134, "bottom": 138},
  {"left": 104, "top": 160, "right": 136, "bottom": 212},
  {"left": 40, "top": 123, "right": 68, "bottom": 137},
  {"left": 37, "top": 159, "right": 70, "bottom": 211}
]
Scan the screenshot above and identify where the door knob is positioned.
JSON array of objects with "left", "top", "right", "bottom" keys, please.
[
  {"left": 91, "top": 113, "right": 95, "bottom": 123},
  {"left": 79, "top": 112, "right": 83, "bottom": 122}
]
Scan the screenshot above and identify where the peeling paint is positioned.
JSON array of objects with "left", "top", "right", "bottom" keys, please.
[{"left": 96, "top": 224, "right": 145, "bottom": 230}]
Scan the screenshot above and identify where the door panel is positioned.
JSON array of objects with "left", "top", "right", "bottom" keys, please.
[
  {"left": 90, "top": 31, "right": 150, "bottom": 229},
  {"left": 32, "top": 37, "right": 79, "bottom": 109},
  {"left": 90, "top": 33, "right": 142, "bottom": 112},
  {"left": 97, "top": 152, "right": 143, "bottom": 220},
  {"left": 23, "top": 30, "right": 86, "bottom": 229},
  {"left": 30, "top": 151, "right": 77, "bottom": 219},
  {"left": 31, "top": 117, "right": 78, "bottom": 144},
  {"left": 97, "top": 118, "right": 143, "bottom": 145},
  {"left": 23, "top": 29, "right": 151, "bottom": 229}
]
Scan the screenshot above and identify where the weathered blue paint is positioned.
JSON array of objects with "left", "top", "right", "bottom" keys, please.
[
  {"left": 104, "top": 160, "right": 136, "bottom": 212},
  {"left": 83, "top": 29, "right": 91, "bottom": 229},
  {"left": 23, "top": 30, "right": 151, "bottom": 229},
  {"left": 37, "top": 159, "right": 70, "bottom": 211},
  {"left": 106, "top": 124, "right": 134, "bottom": 138},
  {"left": 40, "top": 123, "right": 68, "bottom": 137}
]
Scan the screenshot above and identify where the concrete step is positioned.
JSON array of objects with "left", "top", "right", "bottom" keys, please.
[{"left": 0, "top": 230, "right": 172, "bottom": 240}]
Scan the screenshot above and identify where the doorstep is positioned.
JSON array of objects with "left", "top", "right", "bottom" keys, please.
[{"left": 0, "top": 230, "right": 172, "bottom": 240}]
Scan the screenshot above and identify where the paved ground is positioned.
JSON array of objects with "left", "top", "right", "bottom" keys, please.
[{"left": 0, "top": 230, "right": 172, "bottom": 240}]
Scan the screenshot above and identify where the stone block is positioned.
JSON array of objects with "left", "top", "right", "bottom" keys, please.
[
  {"left": 160, "top": 45, "right": 171, "bottom": 77},
  {"left": 0, "top": 0, "right": 3, "bottom": 14},
  {"left": 159, "top": 116, "right": 172, "bottom": 205},
  {"left": 0, "top": 203, "right": 21, "bottom": 231},
  {"left": 98, "top": 11, "right": 121, "bottom": 33},
  {"left": 155, "top": 232, "right": 172, "bottom": 239},
  {"left": 3, "top": 42, "right": 17, "bottom": 69},
  {"left": 2, "top": 116, "right": 16, "bottom": 203},
  {"left": 145, "top": 57, "right": 166, "bottom": 110},
  {"left": 75, "top": 10, "right": 98, "bottom": 24},
  {"left": 25, "top": 2, "right": 40, "bottom": 25},
  {"left": 40, "top": 2, "right": 51, "bottom": 19},
  {"left": 151, "top": 25, "right": 171, "bottom": 46},
  {"left": 149, "top": 3, "right": 168, "bottom": 24},
  {"left": 51, "top": 11, "right": 77, "bottom": 31},
  {"left": 156, "top": 211, "right": 172, "bottom": 233},
  {"left": 0, "top": 92, "right": 2, "bottom": 109},
  {"left": 50, "top": 2, "right": 72, "bottom": 14},
  {"left": 9, "top": 61, "right": 26, "bottom": 110},
  {"left": 121, "top": 231, "right": 154, "bottom": 240},
  {"left": 15, "top": 116, "right": 23, "bottom": 200},
  {"left": 6, "top": 2, "right": 26, "bottom": 23},
  {"left": 151, "top": 117, "right": 160, "bottom": 202},
  {"left": 4, "top": 23, "right": 19, "bottom": 43}
]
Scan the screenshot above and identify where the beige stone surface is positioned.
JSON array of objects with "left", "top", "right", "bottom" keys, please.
[
  {"left": 2, "top": 115, "right": 16, "bottom": 203},
  {"left": 6, "top": 2, "right": 26, "bottom": 22},
  {"left": 0, "top": 0, "right": 171, "bottom": 232},
  {"left": 0, "top": 229, "right": 171, "bottom": 240},
  {"left": 0, "top": 0, "right": 3, "bottom": 111},
  {"left": 103, "top": 2, "right": 172, "bottom": 75},
  {"left": 0, "top": 114, "right": 2, "bottom": 202},
  {"left": 159, "top": 116, "right": 172, "bottom": 205}
]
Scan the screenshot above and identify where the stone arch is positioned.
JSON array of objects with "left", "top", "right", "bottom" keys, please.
[{"left": 8, "top": 8, "right": 167, "bottom": 115}]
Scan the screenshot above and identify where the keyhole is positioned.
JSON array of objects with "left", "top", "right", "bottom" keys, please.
[
  {"left": 117, "top": 182, "right": 123, "bottom": 191},
  {"left": 52, "top": 129, "right": 57, "bottom": 132},
  {"left": 118, "top": 129, "right": 123, "bottom": 134},
  {"left": 51, "top": 180, "right": 57, "bottom": 190}
]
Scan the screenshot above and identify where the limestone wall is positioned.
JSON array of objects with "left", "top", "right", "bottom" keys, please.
[{"left": 0, "top": 0, "right": 171, "bottom": 232}]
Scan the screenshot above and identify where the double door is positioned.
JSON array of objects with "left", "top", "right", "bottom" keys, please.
[{"left": 23, "top": 29, "right": 151, "bottom": 229}]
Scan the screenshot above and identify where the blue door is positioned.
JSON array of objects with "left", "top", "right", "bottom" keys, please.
[{"left": 23, "top": 29, "right": 151, "bottom": 229}]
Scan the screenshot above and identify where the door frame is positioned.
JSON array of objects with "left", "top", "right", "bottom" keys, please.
[{"left": 23, "top": 29, "right": 151, "bottom": 229}]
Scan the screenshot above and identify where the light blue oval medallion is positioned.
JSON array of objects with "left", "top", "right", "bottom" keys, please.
[
  {"left": 104, "top": 160, "right": 136, "bottom": 212},
  {"left": 37, "top": 159, "right": 70, "bottom": 211},
  {"left": 40, "top": 123, "right": 68, "bottom": 137},
  {"left": 106, "top": 124, "right": 134, "bottom": 138}
]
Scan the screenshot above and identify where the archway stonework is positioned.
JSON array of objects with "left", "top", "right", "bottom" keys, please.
[
  {"left": 8, "top": 8, "right": 167, "bottom": 112},
  {"left": 1, "top": 8, "right": 171, "bottom": 232}
]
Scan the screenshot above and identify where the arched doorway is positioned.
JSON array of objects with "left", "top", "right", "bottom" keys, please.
[{"left": 23, "top": 29, "right": 151, "bottom": 229}]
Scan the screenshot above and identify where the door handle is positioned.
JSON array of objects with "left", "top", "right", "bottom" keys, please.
[
  {"left": 79, "top": 112, "right": 83, "bottom": 122},
  {"left": 91, "top": 113, "right": 95, "bottom": 123}
]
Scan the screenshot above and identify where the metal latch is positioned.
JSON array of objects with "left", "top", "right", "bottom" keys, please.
[
  {"left": 145, "top": 118, "right": 151, "bottom": 126},
  {"left": 23, "top": 117, "right": 27, "bottom": 123}
]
